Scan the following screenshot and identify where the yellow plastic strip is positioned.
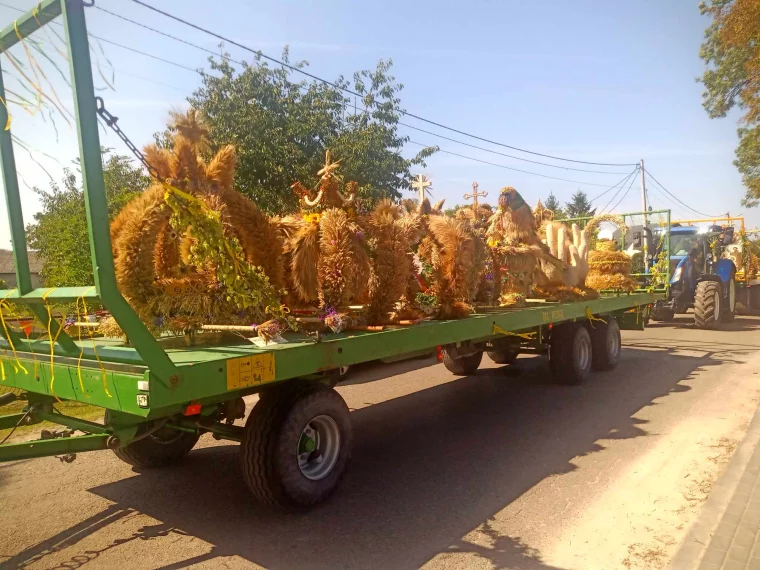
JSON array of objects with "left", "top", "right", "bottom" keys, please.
[
  {"left": 493, "top": 324, "right": 536, "bottom": 340},
  {"left": 0, "top": 290, "right": 27, "bottom": 375},
  {"left": 41, "top": 288, "right": 61, "bottom": 400},
  {"left": 585, "top": 307, "right": 607, "bottom": 329}
]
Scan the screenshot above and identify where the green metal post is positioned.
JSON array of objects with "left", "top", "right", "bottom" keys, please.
[
  {"left": 61, "top": 0, "right": 180, "bottom": 383},
  {"left": 0, "top": 433, "right": 110, "bottom": 462}
]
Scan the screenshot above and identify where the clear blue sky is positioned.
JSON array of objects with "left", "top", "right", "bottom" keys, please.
[{"left": 1, "top": 0, "right": 758, "bottom": 249}]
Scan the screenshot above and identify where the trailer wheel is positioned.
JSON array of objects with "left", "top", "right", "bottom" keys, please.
[
  {"left": 487, "top": 347, "right": 519, "bottom": 365},
  {"left": 722, "top": 278, "right": 736, "bottom": 323},
  {"left": 240, "top": 384, "right": 352, "bottom": 509},
  {"left": 651, "top": 307, "right": 674, "bottom": 322},
  {"left": 442, "top": 349, "right": 483, "bottom": 375},
  {"left": 694, "top": 280, "right": 721, "bottom": 330},
  {"left": 549, "top": 323, "right": 592, "bottom": 385},
  {"left": 107, "top": 414, "right": 200, "bottom": 469},
  {"left": 589, "top": 318, "right": 621, "bottom": 371}
]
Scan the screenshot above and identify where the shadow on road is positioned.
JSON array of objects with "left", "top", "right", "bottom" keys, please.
[
  {"left": 1, "top": 338, "right": 745, "bottom": 570},
  {"left": 647, "top": 314, "right": 760, "bottom": 333}
]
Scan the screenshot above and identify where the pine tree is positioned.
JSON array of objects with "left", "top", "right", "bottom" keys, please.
[
  {"left": 565, "top": 190, "right": 596, "bottom": 218},
  {"left": 544, "top": 193, "right": 564, "bottom": 219}
]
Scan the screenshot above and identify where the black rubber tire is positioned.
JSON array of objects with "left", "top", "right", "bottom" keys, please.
[
  {"left": 107, "top": 412, "right": 200, "bottom": 469},
  {"left": 442, "top": 349, "right": 483, "bottom": 375},
  {"left": 589, "top": 317, "right": 621, "bottom": 371},
  {"left": 651, "top": 307, "right": 674, "bottom": 322},
  {"left": 694, "top": 280, "right": 722, "bottom": 330},
  {"left": 722, "top": 278, "right": 736, "bottom": 323},
  {"left": 240, "top": 384, "right": 352, "bottom": 510},
  {"left": 549, "top": 323, "right": 593, "bottom": 385},
  {"left": 487, "top": 347, "right": 519, "bottom": 365}
]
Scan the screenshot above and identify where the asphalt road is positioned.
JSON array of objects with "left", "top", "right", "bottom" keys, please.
[{"left": 1, "top": 315, "right": 760, "bottom": 570}]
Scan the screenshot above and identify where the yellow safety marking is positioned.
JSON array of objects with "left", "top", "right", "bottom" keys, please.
[{"left": 226, "top": 353, "right": 275, "bottom": 390}]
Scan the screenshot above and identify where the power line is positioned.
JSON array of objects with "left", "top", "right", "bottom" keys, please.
[
  {"left": 93, "top": 4, "right": 247, "bottom": 69},
  {"left": 589, "top": 168, "right": 640, "bottom": 203},
  {"left": 606, "top": 171, "right": 638, "bottom": 213},
  {"left": 644, "top": 171, "right": 726, "bottom": 218},
  {"left": 96, "top": 3, "right": 631, "bottom": 176},
  {"left": 127, "top": 0, "right": 639, "bottom": 168},
  {"left": 397, "top": 122, "right": 629, "bottom": 174},
  {"left": 645, "top": 185, "right": 689, "bottom": 220},
  {"left": 600, "top": 169, "right": 637, "bottom": 212},
  {"left": 406, "top": 141, "right": 632, "bottom": 187},
  {"left": 0, "top": 1, "right": 200, "bottom": 73}
]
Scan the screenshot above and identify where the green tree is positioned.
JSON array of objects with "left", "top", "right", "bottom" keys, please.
[
  {"left": 700, "top": 0, "right": 760, "bottom": 207},
  {"left": 27, "top": 154, "right": 149, "bottom": 286},
  {"left": 564, "top": 189, "right": 596, "bottom": 218},
  {"left": 544, "top": 192, "right": 565, "bottom": 218},
  {"left": 186, "top": 49, "right": 436, "bottom": 214}
]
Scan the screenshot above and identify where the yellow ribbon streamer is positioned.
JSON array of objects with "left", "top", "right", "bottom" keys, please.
[
  {"left": 78, "top": 290, "right": 111, "bottom": 398},
  {"left": 0, "top": 289, "right": 27, "bottom": 376},
  {"left": 493, "top": 324, "right": 536, "bottom": 340},
  {"left": 585, "top": 307, "right": 607, "bottom": 329},
  {"left": 41, "top": 287, "right": 62, "bottom": 401}
]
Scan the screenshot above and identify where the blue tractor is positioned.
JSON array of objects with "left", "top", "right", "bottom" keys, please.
[{"left": 651, "top": 224, "right": 737, "bottom": 329}]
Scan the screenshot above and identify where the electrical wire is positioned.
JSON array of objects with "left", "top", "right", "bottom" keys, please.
[
  {"left": 645, "top": 184, "right": 690, "bottom": 220},
  {"left": 588, "top": 168, "right": 640, "bottom": 203},
  {"left": 127, "top": 0, "right": 639, "bottom": 168},
  {"left": 606, "top": 171, "right": 638, "bottom": 213},
  {"left": 644, "top": 171, "right": 727, "bottom": 218},
  {"left": 0, "top": 1, "right": 199, "bottom": 73},
  {"left": 406, "top": 141, "right": 633, "bottom": 187},
  {"left": 95, "top": 3, "right": 635, "bottom": 176}
]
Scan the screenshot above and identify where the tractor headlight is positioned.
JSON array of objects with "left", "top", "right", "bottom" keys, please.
[{"left": 671, "top": 266, "right": 683, "bottom": 283}]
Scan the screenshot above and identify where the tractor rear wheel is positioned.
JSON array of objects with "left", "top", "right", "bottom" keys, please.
[{"left": 694, "top": 280, "right": 722, "bottom": 330}]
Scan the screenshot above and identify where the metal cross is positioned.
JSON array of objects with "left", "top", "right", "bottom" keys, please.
[
  {"left": 464, "top": 181, "right": 488, "bottom": 211},
  {"left": 411, "top": 174, "right": 433, "bottom": 203}
]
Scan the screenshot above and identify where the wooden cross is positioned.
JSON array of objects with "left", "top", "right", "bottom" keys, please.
[
  {"left": 411, "top": 174, "right": 433, "bottom": 203},
  {"left": 464, "top": 181, "right": 488, "bottom": 211}
]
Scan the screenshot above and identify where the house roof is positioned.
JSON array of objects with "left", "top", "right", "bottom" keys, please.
[{"left": 0, "top": 249, "right": 43, "bottom": 274}]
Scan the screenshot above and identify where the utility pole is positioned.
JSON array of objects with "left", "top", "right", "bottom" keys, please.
[
  {"left": 640, "top": 159, "right": 648, "bottom": 226},
  {"left": 640, "top": 159, "right": 650, "bottom": 272}
]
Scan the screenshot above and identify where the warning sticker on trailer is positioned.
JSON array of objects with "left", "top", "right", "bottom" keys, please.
[{"left": 226, "top": 353, "right": 275, "bottom": 390}]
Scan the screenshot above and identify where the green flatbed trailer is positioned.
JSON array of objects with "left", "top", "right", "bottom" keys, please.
[{"left": 0, "top": 0, "right": 664, "bottom": 509}]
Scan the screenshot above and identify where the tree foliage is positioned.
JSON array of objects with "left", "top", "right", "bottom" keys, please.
[
  {"left": 544, "top": 192, "right": 565, "bottom": 219},
  {"left": 27, "top": 154, "right": 150, "bottom": 286},
  {"left": 186, "top": 49, "right": 436, "bottom": 214},
  {"left": 564, "top": 190, "right": 596, "bottom": 218},
  {"left": 700, "top": 0, "right": 760, "bottom": 207}
]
